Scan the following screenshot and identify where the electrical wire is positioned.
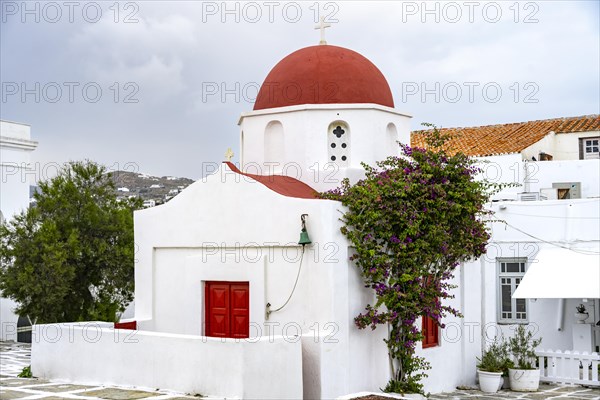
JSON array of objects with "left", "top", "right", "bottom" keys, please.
[
  {"left": 501, "top": 221, "right": 600, "bottom": 255},
  {"left": 501, "top": 212, "right": 600, "bottom": 220},
  {"left": 266, "top": 245, "right": 306, "bottom": 317}
]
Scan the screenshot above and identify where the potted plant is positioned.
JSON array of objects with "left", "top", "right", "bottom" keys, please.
[
  {"left": 476, "top": 337, "right": 508, "bottom": 393},
  {"left": 508, "top": 325, "right": 542, "bottom": 392},
  {"left": 575, "top": 304, "right": 589, "bottom": 323},
  {"left": 501, "top": 358, "right": 515, "bottom": 389}
]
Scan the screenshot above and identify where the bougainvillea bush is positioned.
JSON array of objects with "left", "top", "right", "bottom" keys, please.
[{"left": 321, "top": 126, "right": 499, "bottom": 393}]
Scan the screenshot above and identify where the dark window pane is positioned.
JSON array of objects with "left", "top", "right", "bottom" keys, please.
[
  {"left": 502, "top": 283, "right": 512, "bottom": 313},
  {"left": 506, "top": 262, "right": 520, "bottom": 273},
  {"left": 516, "top": 299, "right": 526, "bottom": 312}
]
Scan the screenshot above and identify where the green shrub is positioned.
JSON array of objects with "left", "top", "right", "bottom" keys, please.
[
  {"left": 477, "top": 337, "right": 510, "bottom": 373},
  {"left": 18, "top": 365, "right": 32, "bottom": 378},
  {"left": 508, "top": 325, "right": 542, "bottom": 370}
]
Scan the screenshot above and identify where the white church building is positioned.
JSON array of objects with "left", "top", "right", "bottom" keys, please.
[
  {"left": 32, "top": 38, "right": 599, "bottom": 398},
  {"left": 1, "top": 120, "right": 38, "bottom": 342}
]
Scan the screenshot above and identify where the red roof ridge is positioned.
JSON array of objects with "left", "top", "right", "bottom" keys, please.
[
  {"left": 224, "top": 162, "right": 320, "bottom": 200},
  {"left": 411, "top": 114, "right": 599, "bottom": 134}
]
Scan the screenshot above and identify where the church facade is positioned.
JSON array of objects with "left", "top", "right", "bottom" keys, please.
[
  {"left": 31, "top": 41, "right": 600, "bottom": 397},
  {"left": 125, "top": 44, "right": 417, "bottom": 398}
]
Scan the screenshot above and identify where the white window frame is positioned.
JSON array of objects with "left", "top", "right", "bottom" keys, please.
[
  {"left": 497, "top": 258, "right": 529, "bottom": 324},
  {"left": 583, "top": 137, "right": 600, "bottom": 160}
]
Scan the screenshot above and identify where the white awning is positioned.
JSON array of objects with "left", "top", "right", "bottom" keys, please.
[{"left": 512, "top": 248, "right": 600, "bottom": 299}]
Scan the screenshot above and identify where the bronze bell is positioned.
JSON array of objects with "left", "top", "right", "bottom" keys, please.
[
  {"left": 298, "top": 229, "right": 312, "bottom": 245},
  {"left": 298, "top": 214, "right": 311, "bottom": 245}
]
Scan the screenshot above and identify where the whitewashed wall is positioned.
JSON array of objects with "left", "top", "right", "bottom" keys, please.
[
  {"left": 470, "top": 199, "right": 600, "bottom": 367},
  {"left": 0, "top": 121, "right": 37, "bottom": 219},
  {"left": 31, "top": 323, "right": 303, "bottom": 399},
  {"left": 416, "top": 262, "right": 483, "bottom": 393},
  {"left": 523, "top": 130, "right": 600, "bottom": 161},
  {"left": 475, "top": 155, "right": 600, "bottom": 199},
  {"left": 133, "top": 162, "right": 395, "bottom": 398},
  {"left": 0, "top": 120, "right": 38, "bottom": 342},
  {"left": 238, "top": 103, "right": 412, "bottom": 192}
]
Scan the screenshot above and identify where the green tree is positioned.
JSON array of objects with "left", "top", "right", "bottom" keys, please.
[
  {"left": 321, "top": 125, "right": 503, "bottom": 394},
  {"left": 0, "top": 161, "right": 141, "bottom": 323}
]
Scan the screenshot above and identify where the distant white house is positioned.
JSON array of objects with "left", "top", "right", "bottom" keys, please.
[
  {"left": 142, "top": 199, "right": 156, "bottom": 208},
  {"left": 0, "top": 120, "right": 38, "bottom": 342}
]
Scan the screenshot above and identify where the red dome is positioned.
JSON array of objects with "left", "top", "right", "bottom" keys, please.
[{"left": 253, "top": 45, "right": 394, "bottom": 110}]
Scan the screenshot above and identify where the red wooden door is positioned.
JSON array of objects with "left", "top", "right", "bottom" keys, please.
[
  {"left": 230, "top": 283, "right": 250, "bottom": 338},
  {"left": 205, "top": 282, "right": 249, "bottom": 338},
  {"left": 422, "top": 316, "right": 439, "bottom": 348}
]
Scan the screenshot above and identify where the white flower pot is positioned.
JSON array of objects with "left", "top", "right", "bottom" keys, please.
[
  {"left": 509, "top": 368, "right": 540, "bottom": 391},
  {"left": 575, "top": 312, "right": 589, "bottom": 323},
  {"left": 477, "top": 370, "right": 503, "bottom": 393}
]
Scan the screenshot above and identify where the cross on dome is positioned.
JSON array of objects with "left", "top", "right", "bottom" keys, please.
[
  {"left": 314, "top": 16, "right": 331, "bottom": 45},
  {"left": 224, "top": 148, "right": 234, "bottom": 161}
]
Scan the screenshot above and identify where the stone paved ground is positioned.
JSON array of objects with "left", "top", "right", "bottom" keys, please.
[
  {"left": 428, "top": 383, "right": 600, "bottom": 400},
  {"left": 2, "top": 341, "right": 599, "bottom": 399}
]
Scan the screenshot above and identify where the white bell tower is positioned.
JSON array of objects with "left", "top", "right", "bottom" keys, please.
[{"left": 238, "top": 42, "right": 411, "bottom": 192}]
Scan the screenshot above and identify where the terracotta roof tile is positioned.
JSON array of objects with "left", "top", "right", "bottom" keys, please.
[{"left": 411, "top": 115, "right": 600, "bottom": 156}]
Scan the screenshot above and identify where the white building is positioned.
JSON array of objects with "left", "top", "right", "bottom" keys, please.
[
  {"left": 0, "top": 120, "right": 38, "bottom": 341},
  {"left": 32, "top": 42, "right": 600, "bottom": 397},
  {"left": 413, "top": 116, "right": 600, "bottom": 390}
]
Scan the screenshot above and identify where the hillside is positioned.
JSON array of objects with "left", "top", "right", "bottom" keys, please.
[{"left": 110, "top": 171, "right": 195, "bottom": 206}]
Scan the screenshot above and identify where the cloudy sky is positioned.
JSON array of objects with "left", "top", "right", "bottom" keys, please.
[{"left": 1, "top": 1, "right": 599, "bottom": 179}]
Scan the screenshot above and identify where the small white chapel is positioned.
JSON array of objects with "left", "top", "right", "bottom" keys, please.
[{"left": 32, "top": 23, "right": 600, "bottom": 398}]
